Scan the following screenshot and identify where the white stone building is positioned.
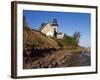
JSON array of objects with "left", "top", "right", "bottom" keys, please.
[{"left": 39, "top": 19, "right": 64, "bottom": 39}]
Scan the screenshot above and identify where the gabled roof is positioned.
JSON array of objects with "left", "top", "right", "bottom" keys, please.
[{"left": 39, "top": 23, "right": 48, "bottom": 31}]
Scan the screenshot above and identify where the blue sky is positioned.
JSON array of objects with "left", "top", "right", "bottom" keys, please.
[{"left": 23, "top": 10, "right": 91, "bottom": 48}]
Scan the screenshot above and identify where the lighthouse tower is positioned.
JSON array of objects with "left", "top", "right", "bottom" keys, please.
[{"left": 51, "top": 19, "right": 58, "bottom": 34}]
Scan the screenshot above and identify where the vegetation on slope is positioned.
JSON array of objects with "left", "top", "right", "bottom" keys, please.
[
  {"left": 23, "top": 26, "right": 59, "bottom": 49},
  {"left": 52, "top": 35, "right": 77, "bottom": 48},
  {"left": 23, "top": 25, "right": 77, "bottom": 49}
]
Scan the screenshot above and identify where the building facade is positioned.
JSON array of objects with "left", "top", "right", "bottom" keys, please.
[{"left": 39, "top": 19, "right": 64, "bottom": 39}]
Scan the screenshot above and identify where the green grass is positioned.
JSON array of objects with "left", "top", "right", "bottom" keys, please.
[{"left": 52, "top": 34, "right": 77, "bottom": 48}]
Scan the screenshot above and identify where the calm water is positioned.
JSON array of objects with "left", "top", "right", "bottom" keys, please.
[
  {"left": 65, "top": 51, "right": 91, "bottom": 67},
  {"left": 79, "top": 52, "right": 91, "bottom": 66}
]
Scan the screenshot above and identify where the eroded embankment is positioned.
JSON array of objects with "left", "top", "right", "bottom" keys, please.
[{"left": 23, "top": 48, "right": 89, "bottom": 69}]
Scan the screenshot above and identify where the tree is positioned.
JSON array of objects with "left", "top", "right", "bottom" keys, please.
[
  {"left": 54, "top": 30, "right": 57, "bottom": 38},
  {"left": 23, "top": 16, "right": 28, "bottom": 27},
  {"left": 23, "top": 16, "right": 26, "bottom": 26},
  {"left": 73, "top": 32, "right": 80, "bottom": 46}
]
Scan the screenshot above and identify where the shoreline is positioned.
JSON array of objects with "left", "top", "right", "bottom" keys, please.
[{"left": 23, "top": 48, "right": 90, "bottom": 69}]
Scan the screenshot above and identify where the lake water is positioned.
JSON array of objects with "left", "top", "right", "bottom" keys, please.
[
  {"left": 79, "top": 52, "right": 91, "bottom": 66},
  {"left": 64, "top": 51, "right": 91, "bottom": 67}
]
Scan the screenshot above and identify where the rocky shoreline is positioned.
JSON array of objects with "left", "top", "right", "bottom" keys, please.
[{"left": 23, "top": 48, "right": 90, "bottom": 69}]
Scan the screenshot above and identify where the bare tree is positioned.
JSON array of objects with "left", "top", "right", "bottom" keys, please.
[
  {"left": 23, "top": 16, "right": 28, "bottom": 27},
  {"left": 73, "top": 32, "right": 80, "bottom": 46}
]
